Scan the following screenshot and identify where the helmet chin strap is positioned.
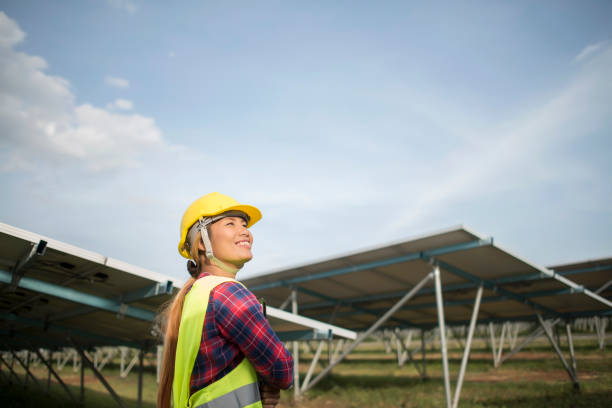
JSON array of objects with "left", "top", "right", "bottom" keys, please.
[{"left": 198, "top": 224, "right": 241, "bottom": 276}]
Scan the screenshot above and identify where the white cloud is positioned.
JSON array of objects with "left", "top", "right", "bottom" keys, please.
[
  {"left": 107, "top": 98, "right": 133, "bottom": 110},
  {"left": 106, "top": 0, "right": 137, "bottom": 14},
  {"left": 0, "top": 12, "right": 164, "bottom": 172},
  {"left": 105, "top": 76, "right": 130, "bottom": 88},
  {"left": 0, "top": 11, "right": 25, "bottom": 47},
  {"left": 573, "top": 41, "right": 606, "bottom": 63}
]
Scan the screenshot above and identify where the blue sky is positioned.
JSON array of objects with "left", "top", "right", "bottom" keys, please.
[{"left": 1, "top": 1, "right": 611, "bottom": 282}]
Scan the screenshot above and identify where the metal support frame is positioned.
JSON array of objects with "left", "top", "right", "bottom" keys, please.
[
  {"left": 75, "top": 344, "right": 127, "bottom": 408},
  {"left": 2, "top": 239, "right": 46, "bottom": 292},
  {"left": 452, "top": 284, "right": 483, "bottom": 408},
  {"left": 330, "top": 339, "right": 344, "bottom": 365},
  {"left": 291, "top": 288, "right": 300, "bottom": 399},
  {"left": 0, "top": 353, "right": 23, "bottom": 384},
  {"left": 300, "top": 340, "right": 325, "bottom": 393},
  {"left": 392, "top": 329, "right": 425, "bottom": 377},
  {"left": 594, "top": 317, "right": 607, "bottom": 350},
  {"left": 33, "top": 347, "right": 77, "bottom": 403},
  {"left": 80, "top": 351, "right": 85, "bottom": 404},
  {"left": 138, "top": 348, "right": 144, "bottom": 408},
  {"left": 489, "top": 322, "right": 508, "bottom": 368},
  {"left": 566, "top": 323, "right": 577, "bottom": 375},
  {"left": 302, "top": 271, "right": 435, "bottom": 394},
  {"left": 120, "top": 348, "right": 140, "bottom": 378},
  {"left": 0, "top": 269, "right": 155, "bottom": 322},
  {"left": 499, "top": 318, "right": 561, "bottom": 365},
  {"left": 95, "top": 347, "right": 117, "bottom": 371},
  {"left": 9, "top": 348, "right": 41, "bottom": 387},
  {"left": 433, "top": 263, "right": 452, "bottom": 408},
  {"left": 500, "top": 279, "right": 612, "bottom": 366},
  {"left": 537, "top": 314, "right": 579, "bottom": 389}
]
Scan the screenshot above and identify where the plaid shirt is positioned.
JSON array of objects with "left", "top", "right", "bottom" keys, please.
[{"left": 189, "top": 272, "right": 293, "bottom": 394}]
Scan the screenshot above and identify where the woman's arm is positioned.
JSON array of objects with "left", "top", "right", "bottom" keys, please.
[{"left": 212, "top": 282, "right": 294, "bottom": 389}]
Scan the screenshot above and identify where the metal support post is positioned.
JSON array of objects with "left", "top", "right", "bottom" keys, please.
[
  {"left": 0, "top": 353, "right": 23, "bottom": 384},
  {"left": 291, "top": 288, "right": 300, "bottom": 398},
  {"left": 488, "top": 322, "right": 497, "bottom": 366},
  {"left": 138, "top": 348, "right": 144, "bottom": 408},
  {"left": 80, "top": 352, "right": 85, "bottom": 404},
  {"left": 500, "top": 318, "right": 561, "bottom": 364},
  {"left": 305, "top": 271, "right": 435, "bottom": 393},
  {"left": 594, "top": 317, "right": 607, "bottom": 350},
  {"left": 301, "top": 341, "right": 325, "bottom": 393},
  {"left": 495, "top": 322, "right": 507, "bottom": 367},
  {"left": 33, "top": 347, "right": 77, "bottom": 403},
  {"left": 76, "top": 345, "right": 127, "bottom": 408},
  {"left": 421, "top": 330, "right": 427, "bottom": 378},
  {"left": 452, "top": 284, "right": 483, "bottom": 408},
  {"left": 157, "top": 345, "right": 163, "bottom": 384},
  {"left": 537, "top": 314, "right": 579, "bottom": 390},
  {"left": 120, "top": 349, "right": 139, "bottom": 378},
  {"left": 24, "top": 350, "right": 29, "bottom": 386},
  {"left": 433, "top": 263, "right": 452, "bottom": 408},
  {"left": 330, "top": 339, "right": 344, "bottom": 364},
  {"left": 566, "top": 323, "right": 577, "bottom": 375},
  {"left": 10, "top": 349, "right": 41, "bottom": 387},
  {"left": 392, "top": 329, "right": 424, "bottom": 376},
  {"left": 509, "top": 323, "right": 520, "bottom": 349}
]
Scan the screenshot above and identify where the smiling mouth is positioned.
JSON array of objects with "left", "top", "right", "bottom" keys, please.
[{"left": 236, "top": 241, "right": 251, "bottom": 248}]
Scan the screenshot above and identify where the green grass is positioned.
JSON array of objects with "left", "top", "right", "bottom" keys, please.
[{"left": 1, "top": 337, "right": 610, "bottom": 407}]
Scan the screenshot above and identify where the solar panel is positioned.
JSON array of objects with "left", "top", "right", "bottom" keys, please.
[
  {"left": 244, "top": 226, "right": 612, "bottom": 330},
  {"left": 0, "top": 222, "right": 354, "bottom": 351}
]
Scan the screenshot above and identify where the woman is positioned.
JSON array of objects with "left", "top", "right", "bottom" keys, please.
[{"left": 158, "top": 192, "right": 293, "bottom": 408}]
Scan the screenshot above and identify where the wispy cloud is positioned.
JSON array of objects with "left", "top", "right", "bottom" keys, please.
[
  {"left": 384, "top": 43, "right": 612, "bottom": 237},
  {"left": 105, "top": 76, "right": 130, "bottom": 88},
  {"left": 573, "top": 41, "right": 606, "bottom": 63},
  {"left": 107, "top": 98, "right": 133, "bottom": 110},
  {"left": 0, "top": 12, "right": 163, "bottom": 172},
  {"left": 106, "top": 0, "right": 137, "bottom": 14}
]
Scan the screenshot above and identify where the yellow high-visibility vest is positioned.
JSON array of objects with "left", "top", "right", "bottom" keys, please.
[{"left": 173, "top": 275, "right": 263, "bottom": 408}]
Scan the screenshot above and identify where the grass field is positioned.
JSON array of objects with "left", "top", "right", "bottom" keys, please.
[{"left": 1, "top": 336, "right": 610, "bottom": 407}]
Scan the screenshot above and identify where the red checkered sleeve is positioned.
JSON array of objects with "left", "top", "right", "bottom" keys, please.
[
  {"left": 213, "top": 281, "right": 294, "bottom": 389},
  {"left": 189, "top": 274, "right": 293, "bottom": 394}
]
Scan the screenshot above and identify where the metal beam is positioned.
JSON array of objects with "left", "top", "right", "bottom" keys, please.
[
  {"left": 251, "top": 239, "right": 492, "bottom": 291},
  {"left": 432, "top": 258, "right": 560, "bottom": 316},
  {"left": 0, "top": 312, "right": 142, "bottom": 348},
  {"left": 33, "top": 347, "right": 77, "bottom": 403},
  {"left": 9, "top": 348, "right": 41, "bottom": 388},
  {"left": 0, "top": 269, "right": 155, "bottom": 321},
  {"left": 298, "top": 265, "right": 612, "bottom": 312},
  {"left": 434, "top": 264, "right": 452, "bottom": 408},
  {"left": 296, "top": 285, "right": 416, "bottom": 327},
  {"left": 537, "top": 314, "right": 579, "bottom": 389},
  {"left": 452, "top": 284, "right": 483, "bottom": 408},
  {"left": 304, "top": 271, "right": 435, "bottom": 393},
  {"left": 74, "top": 343, "right": 127, "bottom": 408},
  {"left": 0, "top": 353, "right": 23, "bottom": 384},
  {"left": 1, "top": 240, "right": 47, "bottom": 292}
]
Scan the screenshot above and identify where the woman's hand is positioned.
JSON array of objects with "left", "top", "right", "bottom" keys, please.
[{"left": 259, "top": 383, "right": 281, "bottom": 408}]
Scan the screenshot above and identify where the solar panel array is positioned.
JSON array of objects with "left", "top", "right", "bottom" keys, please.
[{"left": 243, "top": 226, "right": 612, "bottom": 330}]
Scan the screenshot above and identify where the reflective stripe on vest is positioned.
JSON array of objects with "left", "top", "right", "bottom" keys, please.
[
  {"left": 173, "top": 275, "right": 263, "bottom": 408},
  {"left": 195, "top": 382, "right": 260, "bottom": 408}
]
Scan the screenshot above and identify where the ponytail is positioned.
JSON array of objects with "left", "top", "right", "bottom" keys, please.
[
  {"left": 157, "top": 231, "right": 203, "bottom": 408},
  {"left": 157, "top": 276, "right": 196, "bottom": 408}
]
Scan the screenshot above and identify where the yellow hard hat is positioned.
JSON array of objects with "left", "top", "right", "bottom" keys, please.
[{"left": 178, "top": 192, "right": 262, "bottom": 259}]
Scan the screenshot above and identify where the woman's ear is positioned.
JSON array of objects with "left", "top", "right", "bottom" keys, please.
[{"left": 187, "top": 260, "right": 198, "bottom": 277}]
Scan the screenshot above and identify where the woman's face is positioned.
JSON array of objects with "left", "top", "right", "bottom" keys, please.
[{"left": 207, "top": 216, "right": 253, "bottom": 267}]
